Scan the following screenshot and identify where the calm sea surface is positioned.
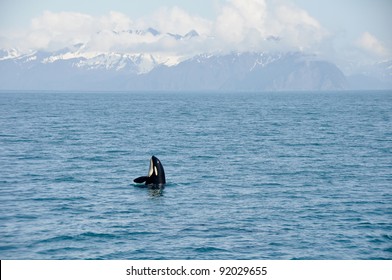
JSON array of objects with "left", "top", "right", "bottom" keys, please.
[{"left": 0, "top": 91, "right": 391, "bottom": 259}]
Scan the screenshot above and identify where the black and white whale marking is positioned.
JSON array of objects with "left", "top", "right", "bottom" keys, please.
[{"left": 134, "top": 156, "right": 166, "bottom": 187}]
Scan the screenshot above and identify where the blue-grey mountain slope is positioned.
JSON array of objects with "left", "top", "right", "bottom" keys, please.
[
  {"left": 0, "top": 49, "right": 350, "bottom": 91},
  {"left": 140, "top": 52, "right": 347, "bottom": 91}
]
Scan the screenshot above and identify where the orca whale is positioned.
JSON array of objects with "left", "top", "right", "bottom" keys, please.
[{"left": 134, "top": 156, "right": 166, "bottom": 187}]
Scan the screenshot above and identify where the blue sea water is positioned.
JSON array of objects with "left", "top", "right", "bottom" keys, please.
[{"left": 0, "top": 91, "right": 391, "bottom": 260}]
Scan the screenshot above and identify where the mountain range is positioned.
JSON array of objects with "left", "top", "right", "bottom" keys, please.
[{"left": 0, "top": 28, "right": 391, "bottom": 91}]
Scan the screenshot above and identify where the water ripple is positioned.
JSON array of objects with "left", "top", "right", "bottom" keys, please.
[{"left": 0, "top": 91, "right": 391, "bottom": 259}]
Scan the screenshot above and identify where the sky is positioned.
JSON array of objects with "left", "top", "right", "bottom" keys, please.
[{"left": 0, "top": 0, "right": 391, "bottom": 72}]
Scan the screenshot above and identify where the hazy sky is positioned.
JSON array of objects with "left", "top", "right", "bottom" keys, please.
[{"left": 0, "top": 0, "right": 391, "bottom": 70}]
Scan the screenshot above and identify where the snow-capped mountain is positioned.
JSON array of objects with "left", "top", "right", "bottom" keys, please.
[
  {"left": 0, "top": 49, "right": 21, "bottom": 60},
  {"left": 1, "top": 44, "right": 183, "bottom": 75},
  {"left": 0, "top": 27, "right": 200, "bottom": 74},
  {"left": 0, "top": 27, "right": 388, "bottom": 91},
  {"left": 0, "top": 48, "right": 349, "bottom": 91}
]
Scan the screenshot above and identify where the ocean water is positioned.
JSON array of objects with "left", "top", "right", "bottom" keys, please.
[{"left": 0, "top": 91, "right": 391, "bottom": 260}]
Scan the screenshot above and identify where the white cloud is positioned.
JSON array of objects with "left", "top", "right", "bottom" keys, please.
[
  {"left": 1, "top": 0, "right": 328, "bottom": 56},
  {"left": 357, "top": 32, "right": 389, "bottom": 57},
  {"left": 214, "top": 0, "right": 327, "bottom": 52},
  {"left": 273, "top": 4, "right": 327, "bottom": 50},
  {"left": 99, "top": 11, "right": 134, "bottom": 32},
  {"left": 147, "top": 6, "right": 212, "bottom": 36},
  {"left": 27, "top": 11, "right": 95, "bottom": 51},
  {"left": 215, "top": 0, "right": 267, "bottom": 43}
]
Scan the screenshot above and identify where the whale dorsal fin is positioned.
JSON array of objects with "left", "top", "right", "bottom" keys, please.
[{"left": 134, "top": 176, "right": 148, "bottom": 183}]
